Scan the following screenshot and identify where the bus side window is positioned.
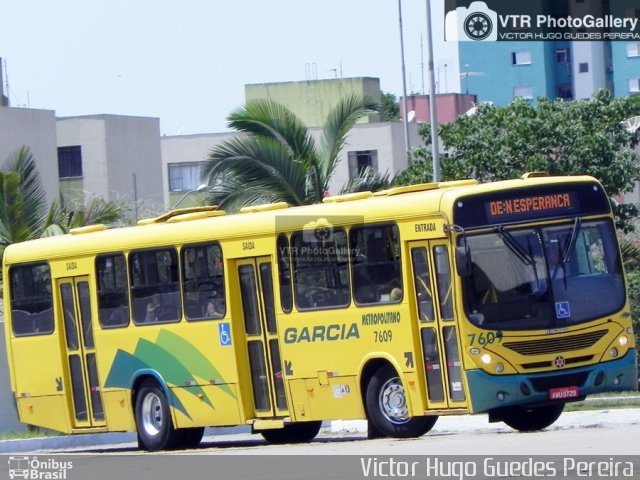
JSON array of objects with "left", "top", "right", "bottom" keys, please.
[
  {"left": 276, "top": 234, "right": 293, "bottom": 313},
  {"left": 9, "top": 263, "right": 54, "bottom": 336},
  {"left": 291, "top": 228, "right": 350, "bottom": 310},
  {"left": 434, "top": 246, "right": 454, "bottom": 321},
  {"left": 130, "top": 249, "right": 181, "bottom": 324},
  {"left": 96, "top": 254, "right": 130, "bottom": 328},
  {"left": 182, "top": 242, "right": 226, "bottom": 321},
  {"left": 411, "top": 247, "right": 434, "bottom": 322},
  {"left": 350, "top": 223, "right": 403, "bottom": 305}
]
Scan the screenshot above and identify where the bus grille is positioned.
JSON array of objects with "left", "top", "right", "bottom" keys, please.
[
  {"left": 522, "top": 355, "right": 594, "bottom": 369},
  {"left": 503, "top": 330, "right": 607, "bottom": 356}
]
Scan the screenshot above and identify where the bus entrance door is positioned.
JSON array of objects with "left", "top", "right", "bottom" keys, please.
[
  {"left": 236, "top": 257, "right": 289, "bottom": 419},
  {"left": 57, "top": 276, "right": 106, "bottom": 429},
  {"left": 409, "top": 242, "right": 469, "bottom": 411}
]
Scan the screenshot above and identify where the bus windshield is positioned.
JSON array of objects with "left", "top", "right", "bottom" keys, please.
[{"left": 461, "top": 219, "right": 625, "bottom": 331}]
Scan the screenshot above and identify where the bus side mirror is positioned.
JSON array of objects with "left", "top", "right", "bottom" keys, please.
[{"left": 456, "top": 245, "right": 472, "bottom": 277}]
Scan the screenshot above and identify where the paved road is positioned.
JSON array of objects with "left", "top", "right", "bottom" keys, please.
[
  {"left": 14, "top": 408, "right": 635, "bottom": 455},
  {"left": 1, "top": 410, "right": 638, "bottom": 480},
  {"left": 0, "top": 409, "right": 640, "bottom": 480}
]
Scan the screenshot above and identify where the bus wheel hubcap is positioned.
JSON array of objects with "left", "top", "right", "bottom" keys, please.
[
  {"left": 379, "top": 377, "right": 409, "bottom": 424},
  {"left": 141, "top": 392, "right": 163, "bottom": 436}
]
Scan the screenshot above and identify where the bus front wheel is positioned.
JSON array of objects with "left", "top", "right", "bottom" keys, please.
[
  {"left": 365, "top": 364, "right": 438, "bottom": 438},
  {"left": 500, "top": 403, "right": 565, "bottom": 432},
  {"left": 135, "top": 379, "right": 179, "bottom": 451},
  {"left": 176, "top": 427, "right": 205, "bottom": 449}
]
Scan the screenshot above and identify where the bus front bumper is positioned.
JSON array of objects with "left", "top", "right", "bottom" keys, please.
[{"left": 465, "top": 349, "right": 638, "bottom": 413}]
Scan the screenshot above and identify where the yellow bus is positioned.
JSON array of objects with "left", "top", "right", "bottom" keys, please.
[{"left": 3, "top": 174, "right": 637, "bottom": 450}]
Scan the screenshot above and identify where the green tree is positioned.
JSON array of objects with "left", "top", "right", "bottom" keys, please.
[
  {"left": 438, "top": 91, "right": 640, "bottom": 192},
  {"left": 619, "top": 233, "right": 640, "bottom": 348},
  {"left": 395, "top": 90, "right": 640, "bottom": 227},
  {"left": 202, "top": 95, "right": 378, "bottom": 211},
  {"left": 380, "top": 92, "right": 400, "bottom": 121}
]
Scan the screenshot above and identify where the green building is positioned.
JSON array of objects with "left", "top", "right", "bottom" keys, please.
[{"left": 245, "top": 77, "right": 382, "bottom": 127}]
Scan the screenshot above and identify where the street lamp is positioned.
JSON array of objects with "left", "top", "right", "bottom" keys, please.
[{"left": 171, "top": 184, "right": 207, "bottom": 209}]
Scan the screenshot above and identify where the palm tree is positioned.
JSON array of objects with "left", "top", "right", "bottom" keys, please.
[
  {"left": 0, "top": 147, "right": 49, "bottom": 252},
  {"left": 42, "top": 196, "right": 128, "bottom": 237},
  {"left": 201, "top": 94, "right": 379, "bottom": 211},
  {"left": 340, "top": 166, "right": 391, "bottom": 194}
]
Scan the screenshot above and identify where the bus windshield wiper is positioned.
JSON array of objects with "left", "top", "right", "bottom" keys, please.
[
  {"left": 562, "top": 217, "right": 582, "bottom": 263},
  {"left": 495, "top": 226, "right": 535, "bottom": 266}
]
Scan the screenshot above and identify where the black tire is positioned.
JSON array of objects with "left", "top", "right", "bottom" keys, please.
[
  {"left": 365, "top": 364, "right": 438, "bottom": 438},
  {"left": 260, "top": 421, "right": 322, "bottom": 445},
  {"left": 135, "top": 379, "right": 179, "bottom": 451},
  {"left": 501, "top": 403, "right": 565, "bottom": 432},
  {"left": 176, "top": 427, "right": 205, "bottom": 449}
]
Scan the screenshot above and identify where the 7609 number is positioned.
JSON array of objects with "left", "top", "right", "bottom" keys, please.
[
  {"left": 467, "top": 331, "right": 503, "bottom": 346},
  {"left": 374, "top": 330, "right": 393, "bottom": 342}
]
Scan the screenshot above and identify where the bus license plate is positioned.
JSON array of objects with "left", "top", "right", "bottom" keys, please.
[{"left": 549, "top": 386, "right": 579, "bottom": 400}]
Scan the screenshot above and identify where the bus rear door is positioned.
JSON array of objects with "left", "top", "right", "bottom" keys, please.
[
  {"left": 235, "top": 257, "right": 288, "bottom": 419},
  {"left": 57, "top": 276, "right": 106, "bottom": 428},
  {"left": 409, "top": 241, "right": 470, "bottom": 411}
]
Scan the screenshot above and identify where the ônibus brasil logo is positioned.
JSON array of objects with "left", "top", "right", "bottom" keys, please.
[{"left": 8, "top": 456, "right": 73, "bottom": 480}]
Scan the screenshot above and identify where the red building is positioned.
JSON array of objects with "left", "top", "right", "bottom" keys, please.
[{"left": 399, "top": 93, "right": 477, "bottom": 124}]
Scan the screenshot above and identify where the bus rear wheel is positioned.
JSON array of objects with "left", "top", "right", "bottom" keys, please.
[
  {"left": 365, "top": 364, "right": 438, "bottom": 438},
  {"left": 135, "top": 379, "right": 179, "bottom": 451},
  {"left": 260, "top": 421, "right": 322, "bottom": 444},
  {"left": 500, "top": 403, "right": 565, "bottom": 432}
]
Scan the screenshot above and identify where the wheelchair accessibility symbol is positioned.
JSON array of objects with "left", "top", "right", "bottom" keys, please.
[
  {"left": 555, "top": 301, "right": 571, "bottom": 319},
  {"left": 219, "top": 322, "right": 232, "bottom": 346}
]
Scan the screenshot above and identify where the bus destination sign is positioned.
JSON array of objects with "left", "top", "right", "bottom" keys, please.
[{"left": 486, "top": 192, "right": 579, "bottom": 222}]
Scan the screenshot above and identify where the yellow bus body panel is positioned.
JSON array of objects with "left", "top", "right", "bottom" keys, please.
[{"left": 3, "top": 175, "right": 634, "bottom": 438}]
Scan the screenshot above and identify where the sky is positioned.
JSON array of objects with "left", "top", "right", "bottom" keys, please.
[{"left": 1, "top": 0, "right": 459, "bottom": 136}]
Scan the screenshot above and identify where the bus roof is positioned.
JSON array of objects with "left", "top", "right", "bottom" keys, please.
[{"left": 2, "top": 175, "right": 602, "bottom": 265}]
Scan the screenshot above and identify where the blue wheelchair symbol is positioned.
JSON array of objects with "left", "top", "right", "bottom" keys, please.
[
  {"left": 555, "top": 301, "right": 571, "bottom": 319},
  {"left": 218, "top": 322, "right": 232, "bottom": 346}
]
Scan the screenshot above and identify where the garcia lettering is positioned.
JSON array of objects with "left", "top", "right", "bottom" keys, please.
[{"left": 284, "top": 323, "right": 360, "bottom": 343}]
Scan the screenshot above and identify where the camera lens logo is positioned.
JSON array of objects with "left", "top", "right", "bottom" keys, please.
[
  {"left": 444, "top": 1, "right": 498, "bottom": 42},
  {"left": 302, "top": 218, "right": 334, "bottom": 243},
  {"left": 314, "top": 225, "right": 332, "bottom": 242},
  {"left": 464, "top": 11, "right": 493, "bottom": 40}
]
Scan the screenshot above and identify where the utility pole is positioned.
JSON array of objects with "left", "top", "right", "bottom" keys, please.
[
  {"left": 398, "top": 0, "right": 410, "bottom": 153},
  {"left": 425, "top": 0, "right": 440, "bottom": 181}
]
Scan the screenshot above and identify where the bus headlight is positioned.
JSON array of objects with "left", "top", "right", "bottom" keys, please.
[
  {"left": 481, "top": 354, "right": 492, "bottom": 365},
  {"left": 618, "top": 335, "right": 628, "bottom": 346},
  {"left": 495, "top": 363, "right": 504, "bottom": 373},
  {"left": 609, "top": 347, "right": 619, "bottom": 358}
]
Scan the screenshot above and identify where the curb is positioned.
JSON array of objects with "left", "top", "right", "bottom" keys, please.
[{"left": 0, "top": 425, "right": 252, "bottom": 454}]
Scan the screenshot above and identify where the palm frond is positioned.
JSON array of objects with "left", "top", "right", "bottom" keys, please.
[
  {"left": 41, "top": 224, "right": 66, "bottom": 237},
  {"left": 340, "top": 167, "right": 391, "bottom": 194},
  {"left": 317, "top": 94, "right": 379, "bottom": 192},
  {"left": 228, "top": 100, "right": 317, "bottom": 162},
  {"left": 74, "top": 197, "right": 125, "bottom": 228},
  {"left": 0, "top": 171, "right": 32, "bottom": 244},
  {"left": 203, "top": 136, "right": 308, "bottom": 206},
  {"left": 6, "top": 147, "right": 48, "bottom": 235},
  {"left": 44, "top": 196, "right": 125, "bottom": 235},
  {"left": 204, "top": 175, "right": 285, "bottom": 212}
]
